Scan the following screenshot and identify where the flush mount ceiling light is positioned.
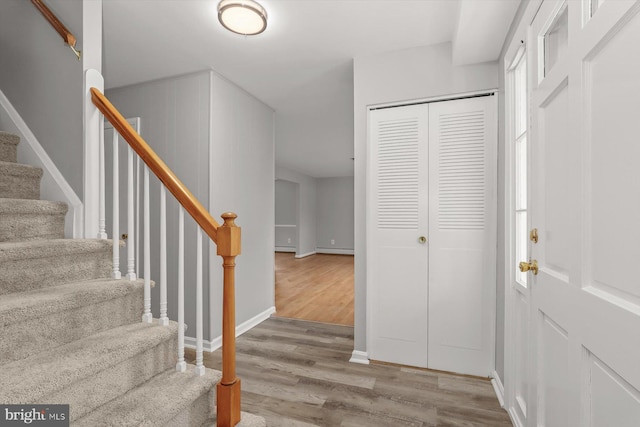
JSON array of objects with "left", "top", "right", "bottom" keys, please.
[{"left": 218, "top": 0, "right": 267, "bottom": 35}]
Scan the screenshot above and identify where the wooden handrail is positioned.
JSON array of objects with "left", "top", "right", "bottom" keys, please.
[
  {"left": 91, "top": 86, "right": 241, "bottom": 426},
  {"left": 31, "top": 0, "right": 81, "bottom": 60},
  {"left": 90, "top": 87, "right": 220, "bottom": 243}
]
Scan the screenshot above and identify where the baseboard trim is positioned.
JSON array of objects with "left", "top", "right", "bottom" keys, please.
[
  {"left": 508, "top": 407, "right": 524, "bottom": 427},
  {"left": 349, "top": 350, "right": 370, "bottom": 365},
  {"left": 275, "top": 247, "right": 296, "bottom": 253},
  {"left": 184, "top": 336, "right": 218, "bottom": 353},
  {"left": 295, "top": 251, "right": 316, "bottom": 259},
  {"left": 236, "top": 306, "right": 276, "bottom": 337},
  {"left": 185, "top": 306, "right": 275, "bottom": 352},
  {"left": 316, "top": 248, "right": 354, "bottom": 255},
  {"left": 0, "top": 89, "right": 83, "bottom": 238},
  {"left": 490, "top": 370, "right": 505, "bottom": 408}
]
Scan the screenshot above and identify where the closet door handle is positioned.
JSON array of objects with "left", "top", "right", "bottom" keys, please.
[{"left": 418, "top": 236, "right": 427, "bottom": 244}]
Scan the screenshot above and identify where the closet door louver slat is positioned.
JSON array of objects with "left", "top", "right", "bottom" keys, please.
[
  {"left": 437, "top": 110, "right": 486, "bottom": 230},
  {"left": 376, "top": 118, "right": 420, "bottom": 230}
]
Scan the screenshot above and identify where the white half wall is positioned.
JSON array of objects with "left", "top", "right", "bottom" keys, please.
[
  {"left": 353, "top": 42, "right": 498, "bottom": 353},
  {"left": 275, "top": 166, "right": 317, "bottom": 257}
]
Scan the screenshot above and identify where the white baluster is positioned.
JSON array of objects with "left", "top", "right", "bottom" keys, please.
[
  {"left": 98, "top": 115, "right": 107, "bottom": 239},
  {"left": 112, "top": 131, "right": 121, "bottom": 279},
  {"left": 126, "top": 146, "right": 136, "bottom": 280},
  {"left": 159, "top": 186, "right": 169, "bottom": 326},
  {"left": 142, "top": 166, "right": 152, "bottom": 323},
  {"left": 195, "top": 227, "right": 205, "bottom": 376},
  {"left": 176, "top": 207, "right": 187, "bottom": 372},
  {"left": 135, "top": 156, "right": 140, "bottom": 278}
]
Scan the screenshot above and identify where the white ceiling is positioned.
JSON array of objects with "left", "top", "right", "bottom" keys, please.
[{"left": 103, "top": 0, "right": 520, "bottom": 178}]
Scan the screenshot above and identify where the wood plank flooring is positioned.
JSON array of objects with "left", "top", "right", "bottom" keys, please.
[
  {"left": 275, "top": 252, "right": 354, "bottom": 326},
  {"left": 196, "top": 317, "right": 512, "bottom": 426}
]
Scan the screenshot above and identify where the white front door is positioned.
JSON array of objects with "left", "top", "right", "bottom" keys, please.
[
  {"left": 427, "top": 96, "right": 497, "bottom": 377},
  {"left": 368, "top": 104, "right": 430, "bottom": 367},
  {"left": 527, "top": 1, "right": 640, "bottom": 425}
]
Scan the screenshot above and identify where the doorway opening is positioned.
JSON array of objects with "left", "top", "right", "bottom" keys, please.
[
  {"left": 274, "top": 252, "right": 353, "bottom": 326},
  {"left": 273, "top": 176, "right": 355, "bottom": 326}
]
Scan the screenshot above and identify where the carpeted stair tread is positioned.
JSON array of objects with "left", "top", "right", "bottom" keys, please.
[
  {"left": 0, "top": 238, "right": 111, "bottom": 261},
  {"left": 0, "top": 278, "right": 148, "bottom": 365},
  {"left": 0, "top": 198, "right": 67, "bottom": 241},
  {"left": 0, "top": 160, "right": 42, "bottom": 199},
  {"left": 0, "top": 278, "right": 144, "bottom": 327},
  {"left": 0, "top": 132, "right": 19, "bottom": 163},
  {"left": 74, "top": 364, "right": 221, "bottom": 427},
  {"left": 0, "top": 238, "right": 113, "bottom": 294},
  {"left": 0, "top": 320, "right": 179, "bottom": 404}
]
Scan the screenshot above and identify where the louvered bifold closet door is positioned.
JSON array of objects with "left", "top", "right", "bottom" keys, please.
[
  {"left": 368, "top": 104, "right": 429, "bottom": 367},
  {"left": 427, "top": 96, "right": 497, "bottom": 376}
]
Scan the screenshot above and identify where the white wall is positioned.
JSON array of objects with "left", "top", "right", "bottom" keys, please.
[
  {"left": 107, "top": 70, "right": 275, "bottom": 343},
  {"left": 209, "top": 72, "right": 275, "bottom": 333},
  {"left": 316, "top": 176, "right": 354, "bottom": 252},
  {"left": 353, "top": 42, "right": 499, "bottom": 353},
  {"left": 275, "top": 179, "right": 297, "bottom": 250},
  {"left": 0, "top": 0, "right": 84, "bottom": 196},
  {"left": 275, "top": 167, "right": 317, "bottom": 257}
]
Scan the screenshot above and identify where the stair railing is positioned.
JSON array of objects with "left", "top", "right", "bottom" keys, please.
[
  {"left": 90, "top": 87, "right": 241, "bottom": 427},
  {"left": 31, "top": 0, "right": 81, "bottom": 60}
]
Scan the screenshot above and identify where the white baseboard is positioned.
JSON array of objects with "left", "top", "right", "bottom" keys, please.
[
  {"left": 491, "top": 370, "right": 505, "bottom": 408},
  {"left": 184, "top": 336, "right": 218, "bottom": 353},
  {"left": 0, "top": 89, "right": 83, "bottom": 238},
  {"left": 316, "top": 248, "right": 354, "bottom": 255},
  {"left": 184, "top": 306, "right": 275, "bottom": 352},
  {"left": 236, "top": 306, "right": 276, "bottom": 336},
  {"left": 508, "top": 407, "right": 524, "bottom": 427},
  {"left": 295, "top": 251, "right": 316, "bottom": 259},
  {"left": 349, "top": 350, "right": 370, "bottom": 365},
  {"left": 275, "top": 247, "right": 296, "bottom": 253}
]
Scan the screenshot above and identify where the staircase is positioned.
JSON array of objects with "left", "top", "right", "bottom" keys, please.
[{"left": 0, "top": 130, "right": 223, "bottom": 426}]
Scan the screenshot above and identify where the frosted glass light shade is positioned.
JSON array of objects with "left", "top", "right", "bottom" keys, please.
[{"left": 218, "top": 0, "right": 267, "bottom": 35}]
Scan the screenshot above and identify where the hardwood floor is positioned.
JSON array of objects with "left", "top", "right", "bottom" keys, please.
[
  {"left": 195, "top": 317, "right": 512, "bottom": 426},
  {"left": 275, "top": 252, "right": 354, "bottom": 326}
]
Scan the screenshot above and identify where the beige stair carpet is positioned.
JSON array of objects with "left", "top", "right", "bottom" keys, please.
[{"left": 0, "top": 131, "right": 266, "bottom": 426}]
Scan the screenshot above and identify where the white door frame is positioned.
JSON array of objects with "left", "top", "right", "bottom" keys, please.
[{"left": 503, "top": 2, "right": 543, "bottom": 426}]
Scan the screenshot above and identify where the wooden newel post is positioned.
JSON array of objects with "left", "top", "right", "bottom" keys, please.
[{"left": 217, "top": 212, "right": 241, "bottom": 427}]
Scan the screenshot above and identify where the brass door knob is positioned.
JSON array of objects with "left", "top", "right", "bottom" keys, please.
[
  {"left": 418, "top": 236, "right": 427, "bottom": 244},
  {"left": 519, "top": 260, "right": 538, "bottom": 275}
]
